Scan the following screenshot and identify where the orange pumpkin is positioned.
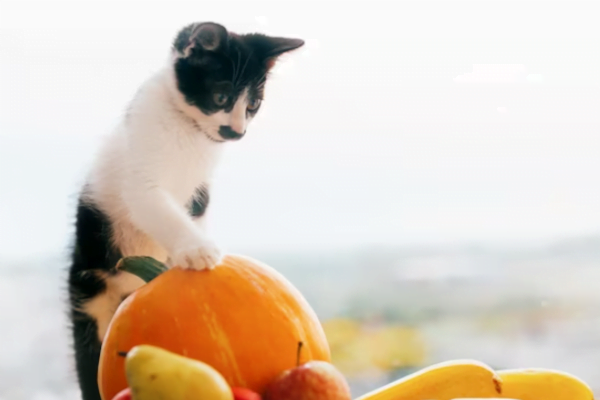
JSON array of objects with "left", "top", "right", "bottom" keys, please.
[{"left": 98, "top": 254, "right": 331, "bottom": 400}]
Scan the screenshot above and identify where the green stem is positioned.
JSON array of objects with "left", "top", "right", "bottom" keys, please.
[{"left": 116, "top": 256, "right": 169, "bottom": 283}]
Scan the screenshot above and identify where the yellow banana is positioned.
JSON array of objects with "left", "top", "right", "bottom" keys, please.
[
  {"left": 355, "top": 359, "right": 502, "bottom": 400},
  {"left": 497, "top": 368, "right": 594, "bottom": 400}
]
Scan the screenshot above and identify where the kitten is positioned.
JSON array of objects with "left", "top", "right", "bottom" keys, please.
[{"left": 67, "top": 22, "right": 304, "bottom": 400}]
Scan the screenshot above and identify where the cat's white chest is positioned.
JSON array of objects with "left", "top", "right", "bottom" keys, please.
[{"left": 158, "top": 130, "right": 221, "bottom": 204}]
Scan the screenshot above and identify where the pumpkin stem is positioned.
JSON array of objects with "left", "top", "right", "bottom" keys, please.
[
  {"left": 296, "top": 341, "right": 303, "bottom": 367},
  {"left": 116, "top": 256, "right": 169, "bottom": 283}
]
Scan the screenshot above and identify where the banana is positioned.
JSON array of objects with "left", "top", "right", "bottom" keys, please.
[
  {"left": 355, "top": 359, "right": 502, "bottom": 400},
  {"left": 497, "top": 368, "right": 594, "bottom": 400}
]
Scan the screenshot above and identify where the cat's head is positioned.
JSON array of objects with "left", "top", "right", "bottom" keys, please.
[{"left": 171, "top": 22, "right": 304, "bottom": 142}]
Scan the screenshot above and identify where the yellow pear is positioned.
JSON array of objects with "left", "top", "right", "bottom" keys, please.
[{"left": 125, "top": 345, "right": 233, "bottom": 400}]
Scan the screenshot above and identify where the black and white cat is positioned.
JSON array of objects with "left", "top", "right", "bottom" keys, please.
[{"left": 67, "top": 22, "right": 304, "bottom": 400}]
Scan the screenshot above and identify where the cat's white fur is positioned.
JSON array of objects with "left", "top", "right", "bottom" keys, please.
[{"left": 82, "top": 53, "right": 252, "bottom": 340}]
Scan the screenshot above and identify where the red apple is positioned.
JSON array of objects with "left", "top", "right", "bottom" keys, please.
[
  {"left": 264, "top": 360, "right": 351, "bottom": 400},
  {"left": 232, "top": 387, "right": 262, "bottom": 400},
  {"left": 111, "top": 387, "right": 132, "bottom": 400}
]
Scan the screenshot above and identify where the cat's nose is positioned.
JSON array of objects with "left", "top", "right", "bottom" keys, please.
[{"left": 218, "top": 125, "right": 245, "bottom": 141}]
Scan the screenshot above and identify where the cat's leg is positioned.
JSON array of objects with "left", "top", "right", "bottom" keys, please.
[
  {"left": 70, "top": 309, "right": 102, "bottom": 400},
  {"left": 68, "top": 201, "right": 123, "bottom": 400},
  {"left": 122, "top": 180, "right": 221, "bottom": 270},
  {"left": 185, "top": 184, "right": 222, "bottom": 264},
  {"left": 70, "top": 270, "right": 143, "bottom": 400}
]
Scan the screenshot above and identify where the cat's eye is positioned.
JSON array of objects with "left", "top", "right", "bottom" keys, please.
[
  {"left": 213, "top": 92, "right": 229, "bottom": 106},
  {"left": 247, "top": 98, "right": 262, "bottom": 112}
]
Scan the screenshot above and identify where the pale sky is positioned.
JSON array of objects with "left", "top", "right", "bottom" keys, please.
[{"left": 1, "top": 0, "right": 599, "bottom": 259}]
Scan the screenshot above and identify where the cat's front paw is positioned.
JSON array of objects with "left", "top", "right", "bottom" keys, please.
[{"left": 168, "top": 239, "right": 222, "bottom": 270}]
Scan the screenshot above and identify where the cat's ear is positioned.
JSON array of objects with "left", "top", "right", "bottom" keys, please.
[
  {"left": 174, "top": 22, "right": 229, "bottom": 57},
  {"left": 248, "top": 35, "right": 305, "bottom": 70},
  {"left": 262, "top": 36, "right": 305, "bottom": 58}
]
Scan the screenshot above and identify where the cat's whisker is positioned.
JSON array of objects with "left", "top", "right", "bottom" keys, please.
[
  {"left": 237, "top": 50, "right": 254, "bottom": 88},
  {"left": 231, "top": 48, "right": 241, "bottom": 87}
]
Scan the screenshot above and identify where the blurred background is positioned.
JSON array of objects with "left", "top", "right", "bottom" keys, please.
[{"left": 1, "top": 0, "right": 599, "bottom": 399}]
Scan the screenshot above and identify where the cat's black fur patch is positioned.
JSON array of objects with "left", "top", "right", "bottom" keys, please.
[
  {"left": 172, "top": 22, "right": 304, "bottom": 117},
  {"left": 69, "top": 201, "right": 121, "bottom": 286},
  {"left": 189, "top": 185, "right": 210, "bottom": 218},
  {"left": 71, "top": 311, "right": 103, "bottom": 400},
  {"left": 68, "top": 199, "right": 121, "bottom": 400}
]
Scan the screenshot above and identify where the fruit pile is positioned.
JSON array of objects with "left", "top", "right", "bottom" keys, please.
[
  {"left": 99, "top": 255, "right": 595, "bottom": 400},
  {"left": 110, "top": 344, "right": 350, "bottom": 400}
]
